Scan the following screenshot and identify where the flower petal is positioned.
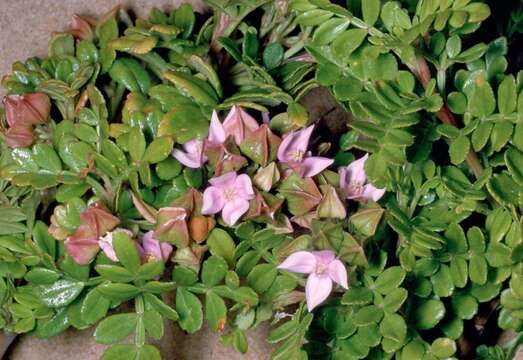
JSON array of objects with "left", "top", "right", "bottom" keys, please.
[
  {"left": 302, "top": 156, "right": 334, "bottom": 177},
  {"left": 277, "top": 125, "right": 314, "bottom": 162},
  {"left": 222, "top": 106, "right": 259, "bottom": 145},
  {"left": 305, "top": 274, "right": 333, "bottom": 311},
  {"left": 142, "top": 230, "right": 173, "bottom": 262},
  {"left": 328, "top": 259, "right": 348, "bottom": 289},
  {"left": 361, "top": 184, "right": 386, "bottom": 202},
  {"left": 345, "top": 154, "right": 368, "bottom": 186},
  {"left": 312, "top": 250, "right": 336, "bottom": 264},
  {"left": 221, "top": 198, "right": 250, "bottom": 226},
  {"left": 278, "top": 251, "right": 317, "bottom": 274},
  {"left": 234, "top": 174, "right": 255, "bottom": 199},
  {"left": 172, "top": 147, "right": 203, "bottom": 168},
  {"left": 201, "top": 186, "right": 225, "bottom": 215},
  {"left": 208, "top": 110, "right": 226, "bottom": 144},
  {"left": 208, "top": 171, "right": 237, "bottom": 188},
  {"left": 98, "top": 233, "right": 118, "bottom": 262}
]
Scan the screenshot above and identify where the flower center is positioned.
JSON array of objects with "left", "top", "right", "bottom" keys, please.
[
  {"left": 290, "top": 150, "right": 304, "bottom": 162},
  {"left": 223, "top": 187, "right": 237, "bottom": 201},
  {"left": 315, "top": 262, "right": 327, "bottom": 276},
  {"left": 349, "top": 182, "right": 364, "bottom": 195}
]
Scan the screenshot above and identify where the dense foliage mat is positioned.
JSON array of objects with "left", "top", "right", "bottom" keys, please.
[{"left": 0, "top": 1, "right": 523, "bottom": 359}]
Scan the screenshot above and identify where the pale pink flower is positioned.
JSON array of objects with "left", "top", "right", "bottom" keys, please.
[
  {"left": 277, "top": 125, "right": 333, "bottom": 177},
  {"left": 278, "top": 250, "right": 348, "bottom": 311},
  {"left": 98, "top": 228, "right": 134, "bottom": 262},
  {"left": 172, "top": 110, "right": 226, "bottom": 168},
  {"left": 222, "top": 105, "right": 259, "bottom": 145},
  {"left": 142, "top": 231, "right": 173, "bottom": 262},
  {"left": 339, "top": 154, "right": 385, "bottom": 202},
  {"left": 202, "top": 171, "right": 255, "bottom": 226}
]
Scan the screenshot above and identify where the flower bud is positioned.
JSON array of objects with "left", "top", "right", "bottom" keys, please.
[
  {"left": 317, "top": 185, "right": 347, "bottom": 219},
  {"left": 69, "top": 14, "right": 94, "bottom": 40},
  {"left": 189, "top": 215, "right": 213, "bottom": 243},
  {"left": 153, "top": 207, "right": 190, "bottom": 247}
]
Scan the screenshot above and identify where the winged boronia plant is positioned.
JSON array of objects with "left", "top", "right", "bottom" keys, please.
[{"left": 0, "top": 0, "right": 522, "bottom": 359}]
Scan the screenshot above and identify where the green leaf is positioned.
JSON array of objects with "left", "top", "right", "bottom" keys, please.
[
  {"left": 471, "top": 121, "right": 492, "bottom": 151},
  {"left": 383, "top": 288, "right": 408, "bottom": 313},
  {"left": 446, "top": 35, "right": 462, "bottom": 58},
  {"left": 449, "top": 135, "right": 470, "bottom": 165},
  {"left": 353, "top": 305, "right": 383, "bottom": 326},
  {"left": 450, "top": 257, "right": 468, "bottom": 288},
  {"left": 362, "top": 0, "right": 380, "bottom": 26},
  {"left": 94, "top": 313, "right": 138, "bottom": 344},
  {"left": 414, "top": 299, "right": 446, "bottom": 330},
  {"left": 498, "top": 75, "right": 517, "bottom": 114},
  {"left": 34, "top": 308, "right": 70, "bottom": 338},
  {"left": 176, "top": 287, "right": 203, "bottom": 333},
  {"left": 173, "top": 3, "right": 195, "bottom": 39},
  {"left": 137, "top": 261, "right": 165, "bottom": 280},
  {"left": 247, "top": 264, "right": 277, "bottom": 294},
  {"left": 263, "top": 43, "right": 284, "bottom": 70},
  {"left": 374, "top": 267, "right": 405, "bottom": 294},
  {"left": 202, "top": 256, "right": 228, "bottom": 287},
  {"left": 142, "top": 136, "right": 174, "bottom": 163},
  {"left": 81, "top": 288, "right": 111, "bottom": 324},
  {"left": 447, "top": 92, "right": 467, "bottom": 114},
  {"left": 465, "top": 70, "right": 496, "bottom": 117},
  {"left": 143, "top": 309, "right": 163, "bottom": 340},
  {"left": 144, "top": 293, "right": 179, "bottom": 321},
  {"left": 331, "top": 29, "right": 367, "bottom": 63},
  {"left": 333, "top": 75, "right": 363, "bottom": 101},
  {"left": 341, "top": 287, "right": 373, "bottom": 306},
  {"left": 101, "top": 345, "right": 137, "bottom": 360},
  {"left": 48, "top": 33, "right": 75, "bottom": 57},
  {"left": 113, "top": 231, "right": 141, "bottom": 274},
  {"left": 312, "top": 18, "right": 350, "bottom": 46},
  {"left": 451, "top": 293, "right": 478, "bottom": 320},
  {"left": 505, "top": 147, "right": 523, "bottom": 186},
  {"left": 25, "top": 268, "right": 60, "bottom": 284},
  {"left": 430, "top": 338, "right": 456, "bottom": 358},
  {"left": 96, "top": 283, "right": 140, "bottom": 301},
  {"left": 164, "top": 71, "right": 218, "bottom": 107},
  {"left": 380, "top": 313, "right": 407, "bottom": 342},
  {"left": 129, "top": 126, "right": 146, "bottom": 162},
  {"left": 32, "top": 143, "right": 62, "bottom": 172},
  {"left": 206, "top": 290, "right": 227, "bottom": 332},
  {"left": 38, "top": 280, "right": 84, "bottom": 308},
  {"left": 95, "top": 264, "right": 135, "bottom": 283},
  {"left": 159, "top": 105, "right": 209, "bottom": 143},
  {"left": 431, "top": 264, "right": 454, "bottom": 297},
  {"left": 33, "top": 221, "right": 56, "bottom": 259},
  {"left": 109, "top": 58, "right": 151, "bottom": 93},
  {"left": 207, "top": 229, "right": 236, "bottom": 268},
  {"left": 490, "top": 120, "right": 513, "bottom": 152},
  {"left": 469, "top": 254, "right": 488, "bottom": 285}
]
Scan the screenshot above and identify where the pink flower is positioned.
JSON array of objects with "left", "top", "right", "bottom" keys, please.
[
  {"left": 277, "top": 125, "right": 333, "bottom": 177},
  {"left": 202, "top": 171, "right": 255, "bottom": 226},
  {"left": 172, "top": 111, "right": 226, "bottom": 168},
  {"left": 278, "top": 250, "right": 348, "bottom": 311},
  {"left": 222, "top": 105, "right": 259, "bottom": 145},
  {"left": 142, "top": 231, "right": 173, "bottom": 262},
  {"left": 339, "top": 154, "right": 385, "bottom": 202},
  {"left": 98, "top": 228, "right": 134, "bottom": 262}
]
